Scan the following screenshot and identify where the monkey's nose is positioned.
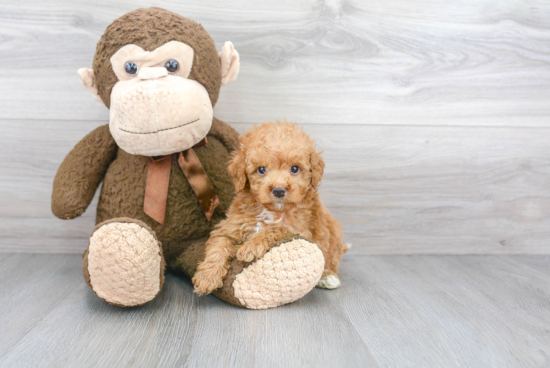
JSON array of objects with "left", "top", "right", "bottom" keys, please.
[
  {"left": 138, "top": 67, "right": 168, "bottom": 80},
  {"left": 272, "top": 188, "right": 286, "bottom": 198}
]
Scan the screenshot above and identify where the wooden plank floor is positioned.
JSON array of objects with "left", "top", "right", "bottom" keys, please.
[{"left": 1, "top": 253, "right": 549, "bottom": 368}]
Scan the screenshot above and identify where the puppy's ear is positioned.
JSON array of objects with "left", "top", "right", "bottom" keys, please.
[
  {"left": 310, "top": 150, "right": 325, "bottom": 189},
  {"left": 228, "top": 148, "right": 247, "bottom": 192}
]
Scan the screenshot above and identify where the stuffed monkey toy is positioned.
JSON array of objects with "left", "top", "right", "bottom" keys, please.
[{"left": 52, "top": 7, "right": 325, "bottom": 309}]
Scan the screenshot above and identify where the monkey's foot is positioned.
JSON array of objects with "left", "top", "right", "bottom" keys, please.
[
  {"left": 215, "top": 237, "right": 325, "bottom": 310},
  {"left": 83, "top": 218, "right": 165, "bottom": 307}
]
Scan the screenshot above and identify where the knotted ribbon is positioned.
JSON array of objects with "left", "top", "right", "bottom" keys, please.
[{"left": 143, "top": 138, "right": 219, "bottom": 224}]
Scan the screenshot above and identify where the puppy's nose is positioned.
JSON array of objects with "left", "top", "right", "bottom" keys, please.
[{"left": 272, "top": 188, "right": 286, "bottom": 198}]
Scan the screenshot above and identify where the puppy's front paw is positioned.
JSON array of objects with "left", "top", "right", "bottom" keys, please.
[
  {"left": 316, "top": 272, "right": 341, "bottom": 289},
  {"left": 237, "top": 238, "right": 269, "bottom": 262},
  {"left": 192, "top": 269, "right": 224, "bottom": 296}
]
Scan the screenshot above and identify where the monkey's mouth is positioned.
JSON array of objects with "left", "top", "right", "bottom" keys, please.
[{"left": 118, "top": 118, "right": 200, "bottom": 135}]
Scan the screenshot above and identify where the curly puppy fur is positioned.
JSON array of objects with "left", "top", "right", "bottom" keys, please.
[{"left": 193, "top": 121, "right": 348, "bottom": 295}]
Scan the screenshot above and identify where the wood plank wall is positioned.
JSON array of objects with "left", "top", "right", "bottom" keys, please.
[{"left": 1, "top": 0, "right": 549, "bottom": 254}]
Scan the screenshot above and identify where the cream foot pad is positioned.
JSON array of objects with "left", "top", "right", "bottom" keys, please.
[
  {"left": 232, "top": 238, "right": 325, "bottom": 310},
  {"left": 87, "top": 222, "right": 163, "bottom": 306}
]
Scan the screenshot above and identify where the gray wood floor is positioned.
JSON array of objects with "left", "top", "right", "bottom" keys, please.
[{"left": 0, "top": 253, "right": 549, "bottom": 368}]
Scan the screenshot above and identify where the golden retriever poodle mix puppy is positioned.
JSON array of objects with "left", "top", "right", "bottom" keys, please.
[{"left": 192, "top": 121, "right": 348, "bottom": 295}]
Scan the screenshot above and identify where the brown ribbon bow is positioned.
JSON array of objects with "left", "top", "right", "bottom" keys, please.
[{"left": 143, "top": 138, "right": 219, "bottom": 224}]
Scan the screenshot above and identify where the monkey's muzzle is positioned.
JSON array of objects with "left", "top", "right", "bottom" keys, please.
[{"left": 109, "top": 76, "right": 213, "bottom": 156}]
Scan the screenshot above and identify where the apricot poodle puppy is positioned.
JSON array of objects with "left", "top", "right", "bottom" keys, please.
[{"left": 192, "top": 121, "right": 348, "bottom": 295}]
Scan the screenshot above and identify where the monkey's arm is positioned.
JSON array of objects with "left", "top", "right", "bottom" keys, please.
[
  {"left": 208, "top": 117, "right": 240, "bottom": 153},
  {"left": 52, "top": 124, "right": 117, "bottom": 219}
]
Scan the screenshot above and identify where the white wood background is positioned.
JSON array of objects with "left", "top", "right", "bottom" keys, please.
[{"left": 1, "top": 0, "right": 550, "bottom": 254}]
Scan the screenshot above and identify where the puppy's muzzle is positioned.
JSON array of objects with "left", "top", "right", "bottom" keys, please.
[{"left": 272, "top": 188, "right": 286, "bottom": 198}]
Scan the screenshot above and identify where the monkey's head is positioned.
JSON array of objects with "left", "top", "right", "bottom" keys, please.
[{"left": 78, "top": 8, "right": 240, "bottom": 156}]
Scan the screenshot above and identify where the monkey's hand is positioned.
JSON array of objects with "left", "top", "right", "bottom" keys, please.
[{"left": 52, "top": 125, "right": 117, "bottom": 220}]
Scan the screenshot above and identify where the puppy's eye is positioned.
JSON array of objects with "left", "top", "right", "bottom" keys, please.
[
  {"left": 164, "top": 59, "right": 179, "bottom": 73},
  {"left": 257, "top": 167, "right": 266, "bottom": 175},
  {"left": 291, "top": 166, "right": 300, "bottom": 174},
  {"left": 125, "top": 62, "right": 138, "bottom": 75}
]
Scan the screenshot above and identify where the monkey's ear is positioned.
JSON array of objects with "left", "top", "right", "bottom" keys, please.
[
  {"left": 77, "top": 68, "right": 103, "bottom": 103},
  {"left": 228, "top": 148, "right": 247, "bottom": 193},
  {"left": 219, "top": 41, "right": 240, "bottom": 86}
]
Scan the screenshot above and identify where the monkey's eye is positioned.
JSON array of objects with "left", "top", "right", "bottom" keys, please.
[
  {"left": 291, "top": 166, "right": 300, "bottom": 174},
  {"left": 257, "top": 167, "right": 266, "bottom": 175},
  {"left": 164, "top": 59, "right": 179, "bottom": 73},
  {"left": 125, "top": 62, "right": 138, "bottom": 75}
]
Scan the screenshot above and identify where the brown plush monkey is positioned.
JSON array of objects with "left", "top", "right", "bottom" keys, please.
[{"left": 52, "top": 7, "right": 325, "bottom": 309}]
